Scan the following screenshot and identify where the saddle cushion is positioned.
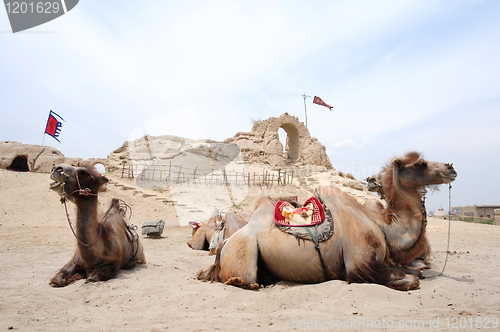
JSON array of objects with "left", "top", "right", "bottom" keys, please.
[{"left": 274, "top": 197, "right": 325, "bottom": 226}]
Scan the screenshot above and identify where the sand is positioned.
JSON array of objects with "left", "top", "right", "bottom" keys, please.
[{"left": 1, "top": 168, "right": 499, "bottom": 331}]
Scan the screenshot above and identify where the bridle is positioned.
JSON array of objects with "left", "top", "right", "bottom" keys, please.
[
  {"left": 60, "top": 166, "right": 102, "bottom": 247},
  {"left": 67, "top": 166, "right": 98, "bottom": 197}
]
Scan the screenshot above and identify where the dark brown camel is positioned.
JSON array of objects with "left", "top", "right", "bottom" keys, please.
[
  {"left": 187, "top": 209, "right": 251, "bottom": 253},
  {"left": 198, "top": 152, "right": 456, "bottom": 291},
  {"left": 49, "top": 164, "right": 145, "bottom": 287}
]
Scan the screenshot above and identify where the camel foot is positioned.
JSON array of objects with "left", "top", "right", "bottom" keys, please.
[
  {"left": 86, "top": 272, "right": 101, "bottom": 283},
  {"left": 386, "top": 274, "right": 420, "bottom": 291},
  {"left": 208, "top": 249, "right": 216, "bottom": 256},
  {"left": 409, "top": 259, "right": 431, "bottom": 271},
  {"left": 50, "top": 273, "right": 83, "bottom": 287},
  {"left": 50, "top": 275, "right": 67, "bottom": 287},
  {"left": 223, "top": 277, "right": 260, "bottom": 290}
]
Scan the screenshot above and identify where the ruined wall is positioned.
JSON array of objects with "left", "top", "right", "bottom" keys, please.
[
  {"left": 225, "top": 113, "right": 333, "bottom": 170},
  {"left": 0, "top": 141, "right": 105, "bottom": 173}
]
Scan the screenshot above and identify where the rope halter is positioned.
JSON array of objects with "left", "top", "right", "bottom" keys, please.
[{"left": 67, "top": 166, "right": 98, "bottom": 197}]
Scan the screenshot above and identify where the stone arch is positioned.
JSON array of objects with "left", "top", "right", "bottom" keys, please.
[
  {"left": 7, "top": 155, "right": 30, "bottom": 172},
  {"left": 279, "top": 122, "right": 300, "bottom": 162},
  {"left": 230, "top": 113, "right": 333, "bottom": 170},
  {"left": 93, "top": 162, "right": 105, "bottom": 174}
]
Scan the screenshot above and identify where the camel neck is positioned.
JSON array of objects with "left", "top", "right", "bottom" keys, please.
[
  {"left": 381, "top": 182, "right": 425, "bottom": 253},
  {"left": 74, "top": 197, "right": 101, "bottom": 258},
  {"left": 385, "top": 174, "right": 422, "bottom": 216}
]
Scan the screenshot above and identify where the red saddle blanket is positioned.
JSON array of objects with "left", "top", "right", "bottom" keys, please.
[{"left": 274, "top": 197, "right": 325, "bottom": 226}]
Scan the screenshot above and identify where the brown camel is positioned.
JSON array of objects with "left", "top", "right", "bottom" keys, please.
[
  {"left": 49, "top": 164, "right": 145, "bottom": 287},
  {"left": 198, "top": 152, "right": 456, "bottom": 291},
  {"left": 187, "top": 209, "right": 251, "bottom": 254}
]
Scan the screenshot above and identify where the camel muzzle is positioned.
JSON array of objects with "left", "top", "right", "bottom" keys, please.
[{"left": 439, "top": 167, "right": 457, "bottom": 184}]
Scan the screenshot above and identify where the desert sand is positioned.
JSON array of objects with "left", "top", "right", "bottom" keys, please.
[{"left": 1, "top": 168, "right": 499, "bottom": 332}]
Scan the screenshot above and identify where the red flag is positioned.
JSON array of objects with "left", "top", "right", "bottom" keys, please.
[{"left": 313, "top": 96, "right": 333, "bottom": 110}]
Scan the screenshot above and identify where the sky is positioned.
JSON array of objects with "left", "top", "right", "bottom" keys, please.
[{"left": 1, "top": 0, "right": 500, "bottom": 213}]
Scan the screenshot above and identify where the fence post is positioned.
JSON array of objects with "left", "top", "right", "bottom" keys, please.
[
  {"left": 167, "top": 161, "right": 171, "bottom": 182},
  {"left": 177, "top": 165, "right": 182, "bottom": 184}
]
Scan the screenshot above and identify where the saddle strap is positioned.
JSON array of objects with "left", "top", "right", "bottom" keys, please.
[
  {"left": 305, "top": 225, "right": 329, "bottom": 282},
  {"left": 315, "top": 188, "right": 334, "bottom": 235}
]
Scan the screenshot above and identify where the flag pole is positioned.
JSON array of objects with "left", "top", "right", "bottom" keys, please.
[{"left": 302, "top": 93, "right": 311, "bottom": 128}]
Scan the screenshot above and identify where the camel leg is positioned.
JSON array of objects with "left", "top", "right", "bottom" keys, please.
[
  {"left": 86, "top": 264, "right": 119, "bottom": 283},
  {"left": 346, "top": 260, "right": 419, "bottom": 291},
  {"left": 218, "top": 232, "right": 260, "bottom": 289},
  {"left": 50, "top": 252, "right": 86, "bottom": 287},
  {"left": 198, "top": 230, "right": 260, "bottom": 289},
  {"left": 409, "top": 238, "right": 431, "bottom": 271}
]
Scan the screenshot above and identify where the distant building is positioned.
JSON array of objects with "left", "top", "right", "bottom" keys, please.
[
  {"left": 434, "top": 206, "right": 449, "bottom": 220},
  {"left": 453, "top": 205, "right": 500, "bottom": 219}
]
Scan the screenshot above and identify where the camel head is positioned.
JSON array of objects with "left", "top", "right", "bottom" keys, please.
[
  {"left": 391, "top": 152, "right": 457, "bottom": 188},
  {"left": 366, "top": 173, "right": 383, "bottom": 195},
  {"left": 367, "top": 170, "right": 428, "bottom": 199},
  {"left": 50, "top": 164, "right": 109, "bottom": 200}
]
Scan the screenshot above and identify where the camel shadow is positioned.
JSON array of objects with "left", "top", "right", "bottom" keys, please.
[
  {"left": 142, "top": 235, "right": 168, "bottom": 240},
  {"left": 422, "top": 270, "right": 475, "bottom": 283},
  {"left": 112, "top": 263, "right": 149, "bottom": 281}
]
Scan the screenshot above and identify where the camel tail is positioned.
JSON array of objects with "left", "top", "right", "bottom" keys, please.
[{"left": 197, "top": 240, "right": 226, "bottom": 283}]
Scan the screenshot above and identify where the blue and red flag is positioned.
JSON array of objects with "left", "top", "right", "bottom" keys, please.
[{"left": 44, "top": 110, "right": 65, "bottom": 143}]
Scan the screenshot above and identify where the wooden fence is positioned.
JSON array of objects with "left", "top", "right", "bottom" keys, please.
[{"left": 121, "top": 162, "right": 294, "bottom": 187}]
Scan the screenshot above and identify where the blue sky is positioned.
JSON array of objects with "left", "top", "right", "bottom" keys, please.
[{"left": 1, "top": 0, "right": 500, "bottom": 213}]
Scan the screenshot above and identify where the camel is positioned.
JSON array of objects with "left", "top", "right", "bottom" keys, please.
[
  {"left": 187, "top": 209, "right": 251, "bottom": 254},
  {"left": 198, "top": 152, "right": 456, "bottom": 291},
  {"left": 49, "top": 164, "right": 145, "bottom": 287}
]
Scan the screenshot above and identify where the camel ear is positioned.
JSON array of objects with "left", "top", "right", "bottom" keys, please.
[
  {"left": 392, "top": 158, "right": 404, "bottom": 170},
  {"left": 99, "top": 175, "right": 109, "bottom": 185}
]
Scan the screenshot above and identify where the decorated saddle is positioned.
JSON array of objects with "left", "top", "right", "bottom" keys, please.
[
  {"left": 274, "top": 197, "right": 325, "bottom": 226},
  {"left": 274, "top": 196, "right": 333, "bottom": 243}
]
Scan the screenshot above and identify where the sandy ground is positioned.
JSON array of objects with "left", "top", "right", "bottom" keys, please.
[{"left": 1, "top": 168, "right": 499, "bottom": 331}]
